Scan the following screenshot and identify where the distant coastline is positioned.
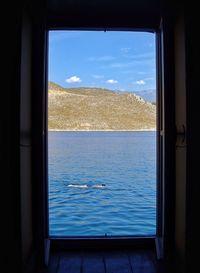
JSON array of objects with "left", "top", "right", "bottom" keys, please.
[{"left": 48, "top": 128, "right": 156, "bottom": 132}]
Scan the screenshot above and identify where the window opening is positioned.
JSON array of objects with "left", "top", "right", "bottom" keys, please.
[{"left": 48, "top": 30, "right": 157, "bottom": 237}]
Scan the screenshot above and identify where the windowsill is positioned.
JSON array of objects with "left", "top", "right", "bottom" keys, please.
[{"left": 50, "top": 236, "right": 156, "bottom": 251}]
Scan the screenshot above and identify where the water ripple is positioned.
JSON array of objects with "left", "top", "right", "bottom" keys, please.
[{"left": 48, "top": 131, "right": 156, "bottom": 236}]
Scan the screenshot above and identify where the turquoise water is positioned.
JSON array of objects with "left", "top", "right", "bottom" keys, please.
[{"left": 48, "top": 131, "right": 156, "bottom": 236}]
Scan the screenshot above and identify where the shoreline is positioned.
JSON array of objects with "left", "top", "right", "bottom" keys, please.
[{"left": 48, "top": 128, "right": 156, "bottom": 132}]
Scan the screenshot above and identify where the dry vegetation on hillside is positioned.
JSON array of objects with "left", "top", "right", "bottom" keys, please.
[{"left": 48, "top": 82, "right": 156, "bottom": 131}]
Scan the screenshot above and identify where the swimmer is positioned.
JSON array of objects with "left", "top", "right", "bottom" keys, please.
[
  {"left": 93, "top": 184, "right": 106, "bottom": 188},
  {"left": 67, "top": 183, "right": 107, "bottom": 188}
]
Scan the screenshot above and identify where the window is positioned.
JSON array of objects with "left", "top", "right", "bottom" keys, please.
[
  {"left": 48, "top": 30, "right": 157, "bottom": 238},
  {"left": 32, "top": 10, "right": 175, "bottom": 258}
]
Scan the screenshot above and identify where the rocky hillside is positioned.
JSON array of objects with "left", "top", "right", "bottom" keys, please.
[{"left": 48, "top": 81, "right": 156, "bottom": 130}]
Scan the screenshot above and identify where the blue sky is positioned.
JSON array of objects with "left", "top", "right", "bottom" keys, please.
[{"left": 48, "top": 30, "right": 156, "bottom": 92}]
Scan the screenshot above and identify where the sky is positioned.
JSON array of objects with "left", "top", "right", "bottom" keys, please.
[{"left": 48, "top": 30, "right": 156, "bottom": 93}]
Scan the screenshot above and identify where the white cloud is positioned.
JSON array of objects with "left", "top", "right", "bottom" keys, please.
[
  {"left": 135, "top": 80, "right": 146, "bottom": 85},
  {"left": 65, "top": 76, "right": 82, "bottom": 83},
  {"left": 106, "top": 79, "right": 118, "bottom": 84}
]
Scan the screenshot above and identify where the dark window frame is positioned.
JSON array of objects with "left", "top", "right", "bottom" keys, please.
[
  {"left": 32, "top": 12, "right": 175, "bottom": 262},
  {"left": 47, "top": 27, "right": 157, "bottom": 239}
]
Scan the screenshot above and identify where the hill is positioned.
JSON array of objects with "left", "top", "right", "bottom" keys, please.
[
  {"left": 48, "top": 82, "right": 156, "bottom": 130},
  {"left": 134, "top": 89, "right": 156, "bottom": 103}
]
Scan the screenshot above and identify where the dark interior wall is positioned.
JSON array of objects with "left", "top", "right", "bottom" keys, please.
[
  {"left": 1, "top": 1, "right": 199, "bottom": 273},
  {"left": 2, "top": 3, "right": 22, "bottom": 273},
  {"left": 47, "top": 0, "right": 162, "bottom": 29},
  {"left": 174, "top": 12, "right": 187, "bottom": 272},
  {"left": 2, "top": 2, "right": 35, "bottom": 272},
  {"left": 185, "top": 9, "right": 200, "bottom": 273},
  {"left": 20, "top": 9, "right": 33, "bottom": 267}
]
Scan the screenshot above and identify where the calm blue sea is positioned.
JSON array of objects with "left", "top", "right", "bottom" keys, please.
[{"left": 48, "top": 131, "right": 156, "bottom": 236}]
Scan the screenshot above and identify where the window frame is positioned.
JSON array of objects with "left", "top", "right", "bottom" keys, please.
[{"left": 32, "top": 13, "right": 175, "bottom": 261}]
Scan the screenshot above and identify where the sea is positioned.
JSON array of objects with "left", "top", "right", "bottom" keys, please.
[{"left": 48, "top": 131, "right": 156, "bottom": 237}]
